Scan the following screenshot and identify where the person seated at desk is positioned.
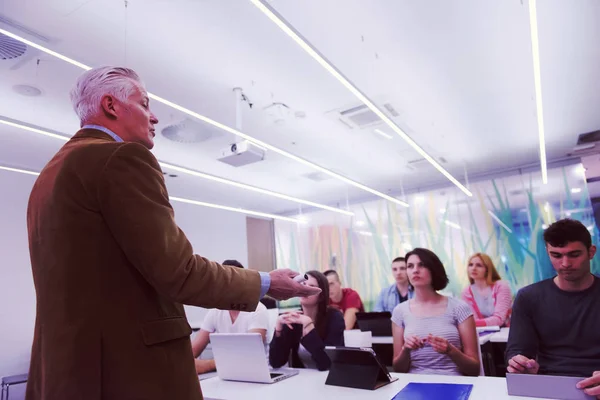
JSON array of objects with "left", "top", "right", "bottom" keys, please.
[
  {"left": 191, "top": 260, "right": 269, "bottom": 374},
  {"left": 324, "top": 269, "right": 364, "bottom": 330},
  {"left": 392, "top": 248, "right": 480, "bottom": 376},
  {"left": 461, "top": 253, "right": 512, "bottom": 327},
  {"left": 375, "top": 256, "right": 414, "bottom": 312},
  {"left": 269, "top": 270, "right": 345, "bottom": 371},
  {"left": 506, "top": 219, "right": 600, "bottom": 398}
]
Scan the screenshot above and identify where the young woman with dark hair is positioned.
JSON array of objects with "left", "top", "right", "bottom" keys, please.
[
  {"left": 269, "top": 270, "right": 344, "bottom": 371},
  {"left": 392, "top": 248, "right": 480, "bottom": 376}
]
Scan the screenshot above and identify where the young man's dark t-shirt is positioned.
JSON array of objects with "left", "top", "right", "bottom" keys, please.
[{"left": 506, "top": 275, "right": 600, "bottom": 377}]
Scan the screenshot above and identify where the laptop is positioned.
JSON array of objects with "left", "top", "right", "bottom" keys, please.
[
  {"left": 209, "top": 333, "right": 299, "bottom": 384},
  {"left": 506, "top": 373, "right": 594, "bottom": 400},
  {"left": 356, "top": 312, "right": 392, "bottom": 336}
]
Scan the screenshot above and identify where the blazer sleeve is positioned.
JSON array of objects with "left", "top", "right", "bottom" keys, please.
[
  {"left": 300, "top": 309, "right": 345, "bottom": 371},
  {"left": 269, "top": 325, "right": 298, "bottom": 368},
  {"left": 97, "top": 143, "right": 261, "bottom": 311},
  {"left": 480, "top": 281, "right": 512, "bottom": 327}
]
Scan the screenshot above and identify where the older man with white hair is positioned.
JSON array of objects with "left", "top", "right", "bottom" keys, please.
[{"left": 25, "top": 66, "right": 319, "bottom": 400}]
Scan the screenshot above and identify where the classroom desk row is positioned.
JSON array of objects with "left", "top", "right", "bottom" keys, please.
[{"left": 199, "top": 368, "right": 550, "bottom": 400}]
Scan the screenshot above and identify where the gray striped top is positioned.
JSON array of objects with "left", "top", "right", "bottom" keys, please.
[{"left": 391, "top": 296, "right": 473, "bottom": 376}]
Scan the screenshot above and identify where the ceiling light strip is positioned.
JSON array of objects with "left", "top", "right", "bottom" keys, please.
[
  {"left": 0, "top": 118, "right": 352, "bottom": 216},
  {"left": 527, "top": 0, "right": 548, "bottom": 184},
  {"left": 168, "top": 196, "right": 304, "bottom": 223},
  {"left": 159, "top": 162, "right": 354, "bottom": 216},
  {"left": 0, "top": 163, "right": 304, "bottom": 223},
  {"left": 0, "top": 118, "right": 69, "bottom": 141},
  {"left": 249, "top": 0, "right": 472, "bottom": 198},
  {"left": 0, "top": 28, "right": 92, "bottom": 71},
  {"left": 0, "top": 27, "right": 408, "bottom": 208},
  {"left": 487, "top": 210, "right": 513, "bottom": 234},
  {"left": 0, "top": 165, "right": 41, "bottom": 176}
]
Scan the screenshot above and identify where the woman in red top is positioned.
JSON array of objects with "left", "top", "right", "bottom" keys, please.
[{"left": 461, "top": 253, "right": 513, "bottom": 327}]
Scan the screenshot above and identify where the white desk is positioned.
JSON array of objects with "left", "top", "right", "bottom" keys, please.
[
  {"left": 200, "top": 369, "right": 550, "bottom": 400},
  {"left": 490, "top": 327, "right": 510, "bottom": 343},
  {"left": 371, "top": 336, "right": 393, "bottom": 344}
]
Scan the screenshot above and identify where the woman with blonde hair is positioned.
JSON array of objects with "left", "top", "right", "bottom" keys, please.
[{"left": 461, "top": 253, "right": 512, "bottom": 327}]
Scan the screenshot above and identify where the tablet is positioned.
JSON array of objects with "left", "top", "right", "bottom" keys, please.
[{"left": 506, "top": 373, "right": 594, "bottom": 400}]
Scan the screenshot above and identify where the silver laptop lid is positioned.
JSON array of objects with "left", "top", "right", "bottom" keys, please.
[
  {"left": 209, "top": 333, "right": 273, "bottom": 383},
  {"left": 506, "top": 373, "right": 594, "bottom": 400}
]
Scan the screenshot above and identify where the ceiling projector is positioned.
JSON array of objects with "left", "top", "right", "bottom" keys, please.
[{"left": 218, "top": 140, "right": 266, "bottom": 167}]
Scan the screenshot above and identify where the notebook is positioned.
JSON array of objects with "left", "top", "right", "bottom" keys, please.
[{"left": 392, "top": 383, "right": 473, "bottom": 400}]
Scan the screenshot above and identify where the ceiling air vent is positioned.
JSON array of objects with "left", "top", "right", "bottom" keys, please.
[
  {"left": 330, "top": 102, "right": 400, "bottom": 130},
  {"left": 0, "top": 33, "right": 26, "bottom": 60},
  {"left": 0, "top": 16, "right": 50, "bottom": 70},
  {"left": 406, "top": 156, "right": 447, "bottom": 172}
]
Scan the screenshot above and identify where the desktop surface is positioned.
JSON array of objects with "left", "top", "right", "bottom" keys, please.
[{"left": 199, "top": 369, "right": 553, "bottom": 400}]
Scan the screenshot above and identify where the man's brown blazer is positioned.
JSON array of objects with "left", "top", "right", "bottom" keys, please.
[{"left": 26, "top": 128, "right": 261, "bottom": 399}]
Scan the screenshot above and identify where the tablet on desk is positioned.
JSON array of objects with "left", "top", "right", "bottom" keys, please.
[
  {"left": 506, "top": 373, "right": 594, "bottom": 400},
  {"left": 324, "top": 346, "right": 398, "bottom": 390}
]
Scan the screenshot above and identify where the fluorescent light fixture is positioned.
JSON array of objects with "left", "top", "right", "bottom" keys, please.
[
  {"left": 0, "top": 28, "right": 408, "bottom": 208},
  {"left": 0, "top": 165, "right": 40, "bottom": 176},
  {"left": 571, "top": 188, "right": 582, "bottom": 194},
  {"left": 0, "top": 164, "right": 304, "bottom": 223},
  {"left": 159, "top": 162, "right": 354, "bottom": 216},
  {"left": 402, "top": 242, "right": 413, "bottom": 251},
  {"left": 414, "top": 195, "right": 425, "bottom": 203},
  {"left": 487, "top": 210, "right": 513, "bottom": 234},
  {"left": 527, "top": 0, "right": 548, "bottom": 184},
  {"left": 0, "top": 118, "right": 69, "bottom": 141},
  {"left": 0, "top": 117, "right": 353, "bottom": 216},
  {"left": 444, "top": 220, "right": 461, "bottom": 230},
  {"left": 169, "top": 196, "right": 305, "bottom": 223},
  {"left": 249, "top": 0, "right": 472, "bottom": 198},
  {"left": 374, "top": 129, "right": 393, "bottom": 139},
  {"left": 356, "top": 230, "right": 373, "bottom": 237},
  {"left": 355, "top": 220, "right": 366, "bottom": 227}
]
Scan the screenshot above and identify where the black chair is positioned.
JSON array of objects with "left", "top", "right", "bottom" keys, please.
[{"left": 1, "top": 373, "right": 27, "bottom": 400}]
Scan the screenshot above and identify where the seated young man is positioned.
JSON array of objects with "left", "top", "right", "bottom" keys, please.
[
  {"left": 374, "top": 256, "right": 413, "bottom": 312},
  {"left": 191, "top": 260, "right": 269, "bottom": 374},
  {"left": 506, "top": 219, "right": 600, "bottom": 398},
  {"left": 323, "top": 270, "right": 364, "bottom": 330}
]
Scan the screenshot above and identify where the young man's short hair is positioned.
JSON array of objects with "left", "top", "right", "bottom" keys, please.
[
  {"left": 392, "top": 257, "right": 406, "bottom": 263},
  {"left": 323, "top": 270, "right": 339, "bottom": 280},
  {"left": 543, "top": 219, "right": 592, "bottom": 249}
]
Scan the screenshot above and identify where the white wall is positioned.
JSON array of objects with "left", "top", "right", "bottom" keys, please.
[
  {"left": 0, "top": 171, "right": 248, "bottom": 398},
  {"left": 0, "top": 171, "right": 36, "bottom": 399},
  {"left": 173, "top": 201, "right": 249, "bottom": 325}
]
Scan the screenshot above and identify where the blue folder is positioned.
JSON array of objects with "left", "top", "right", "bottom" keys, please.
[{"left": 392, "top": 382, "right": 473, "bottom": 400}]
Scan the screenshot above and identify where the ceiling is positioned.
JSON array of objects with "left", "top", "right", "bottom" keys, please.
[{"left": 0, "top": 0, "right": 598, "bottom": 218}]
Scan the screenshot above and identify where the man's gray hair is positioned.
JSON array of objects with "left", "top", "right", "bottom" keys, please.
[{"left": 70, "top": 66, "right": 143, "bottom": 123}]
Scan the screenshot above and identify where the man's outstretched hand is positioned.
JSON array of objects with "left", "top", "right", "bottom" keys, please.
[{"left": 266, "top": 269, "right": 321, "bottom": 300}]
